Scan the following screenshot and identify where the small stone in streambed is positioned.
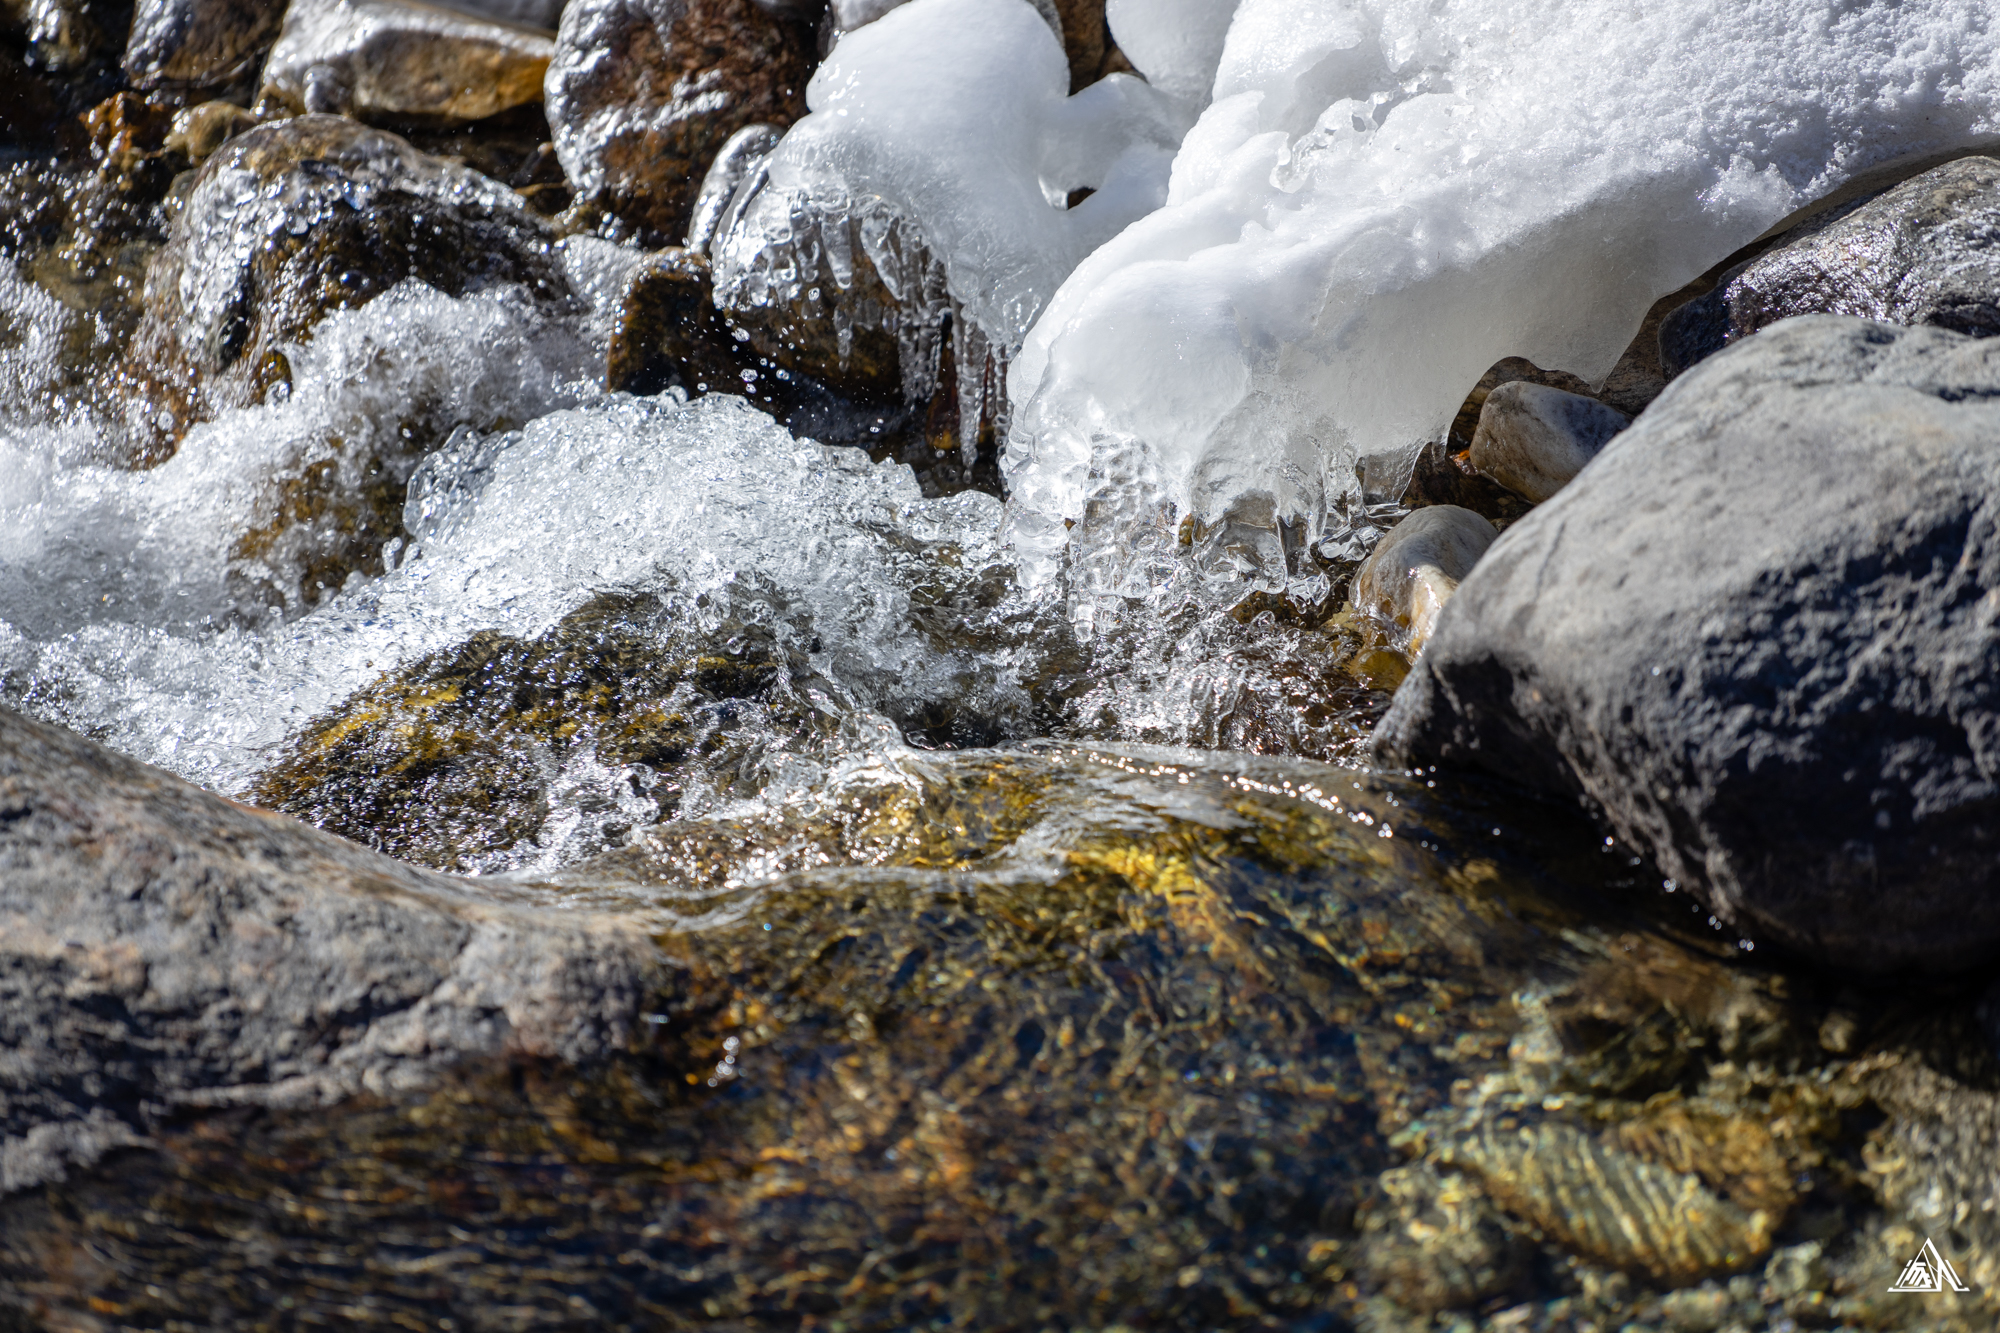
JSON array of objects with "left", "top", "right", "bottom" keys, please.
[
  {"left": 1376, "top": 315, "right": 2000, "bottom": 975},
  {"left": 1439, "top": 1119, "right": 1772, "bottom": 1283},
  {"left": 162, "top": 99, "right": 258, "bottom": 166},
  {"left": 259, "top": 0, "right": 556, "bottom": 125},
  {"left": 547, "top": 0, "right": 814, "bottom": 245},
  {"left": 0, "top": 705, "right": 666, "bottom": 1196},
  {"left": 1661, "top": 155, "right": 2000, "bottom": 376},
  {"left": 123, "top": 0, "right": 287, "bottom": 93},
  {"left": 1469, "top": 380, "right": 1629, "bottom": 503},
  {"left": 1350, "top": 505, "right": 1496, "bottom": 657},
  {"left": 1355, "top": 1162, "right": 1526, "bottom": 1313}
]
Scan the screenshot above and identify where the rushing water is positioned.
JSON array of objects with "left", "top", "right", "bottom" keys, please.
[{"left": 4, "top": 50, "right": 1999, "bottom": 1333}]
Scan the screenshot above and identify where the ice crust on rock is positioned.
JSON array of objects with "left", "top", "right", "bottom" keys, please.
[
  {"left": 1003, "top": 0, "right": 2000, "bottom": 594},
  {"left": 709, "top": 0, "right": 1191, "bottom": 428}
]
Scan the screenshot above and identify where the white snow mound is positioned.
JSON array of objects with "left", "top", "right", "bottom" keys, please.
[{"left": 997, "top": 0, "right": 2000, "bottom": 592}]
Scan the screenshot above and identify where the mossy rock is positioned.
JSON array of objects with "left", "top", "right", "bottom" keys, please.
[{"left": 248, "top": 589, "right": 812, "bottom": 871}]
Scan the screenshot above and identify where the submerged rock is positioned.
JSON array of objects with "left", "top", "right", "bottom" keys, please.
[
  {"left": 1355, "top": 1162, "right": 1526, "bottom": 1312},
  {"left": 125, "top": 114, "right": 576, "bottom": 458},
  {"left": 545, "top": 0, "right": 813, "bottom": 244},
  {"left": 1469, "top": 380, "right": 1630, "bottom": 504},
  {"left": 1376, "top": 316, "right": 2000, "bottom": 974},
  {"left": 259, "top": 0, "right": 557, "bottom": 124},
  {"left": 1663, "top": 156, "right": 2000, "bottom": 375},
  {"left": 123, "top": 0, "right": 286, "bottom": 93},
  {"left": 1441, "top": 1120, "right": 1772, "bottom": 1281},
  {"left": 0, "top": 705, "right": 663, "bottom": 1194},
  {"left": 1350, "top": 505, "right": 1497, "bottom": 656}
]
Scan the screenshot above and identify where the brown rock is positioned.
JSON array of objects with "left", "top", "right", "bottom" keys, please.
[
  {"left": 162, "top": 98, "right": 260, "bottom": 165},
  {"left": 124, "top": 0, "right": 287, "bottom": 93},
  {"left": 603, "top": 247, "right": 747, "bottom": 396},
  {"left": 0, "top": 705, "right": 665, "bottom": 1195},
  {"left": 9, "top": 0, "right": 128, "bottom": 69},
  {"left": 546, "top": 0, "right": 814, "bottom": 245},
  {"left": 259, "top": 0, "right": 557, "bottom": 125}
]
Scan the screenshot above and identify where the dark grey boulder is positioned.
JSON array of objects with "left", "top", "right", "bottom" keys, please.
[
  {"left": 0, "top": 707, "right": 666, "bottom": 1194},
  {"left": 1662, "top": 155, "right": 2000, "bottom": 375},
  {"left": 1374, "top": 316, "right": 2000, "bottom": 975}
]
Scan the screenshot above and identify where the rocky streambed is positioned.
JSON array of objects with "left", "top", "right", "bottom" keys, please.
[{"left": 6, "top": 1, "right": 2000, "bottom": 1331}]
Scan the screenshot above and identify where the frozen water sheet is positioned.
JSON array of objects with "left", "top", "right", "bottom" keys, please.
[{"left": 1005, "top": 0, "right": 2000, "bottom": 587}]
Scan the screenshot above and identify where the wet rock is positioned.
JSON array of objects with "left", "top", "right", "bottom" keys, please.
[
  {"left": 1440, "top": 1119, "right": 1772, "bottom": 1282},
  {"left": 8, "top": 0, "right": 129, "bottom": 69},
  {"left": 603, "top": 246, "right": 749, "bottom": 396},
  {"left": 259, "top": 0, "right": 557, "bottom": 125},
  {"left": 123, "top": 0, "right": 284, "bottom": 93},
  {"left": 126, "top": 114, "right": 576, "bottom": 459},
  {"left": 160, "top": 97, "right": 257, "bottom": 165},
  {"left": 247, "top": 589, "right": 812, "bottom": 872},
  {"left": 1663, "top": 156, "right": 2000, "bottom": 375},
  {"left": 0, "top": 136, "right": 176, "bottom": 429},
  {"left": 1375, "top": 316, "right": 2000, "bottom": 974},
  {"left": 81, "top": 89, "right": 183, "bottom": 188},
  {"left": 608, "top": 233, "right": 942, "bottom": 461},
  {"left": 1350, "top": 505, "right": 1497, "bottom": 656},
  {"left": 437, "top": 0, "right": 563, "bottom": 22},
  {"left": 1468, "top": 380, "right": 1629, "bottom": 504},
  {"left": 0, "top": 705, "right": 664, "bottom": 1194},
  {"left": 545, "top": 0, "right": 814, "bottom": 245}
]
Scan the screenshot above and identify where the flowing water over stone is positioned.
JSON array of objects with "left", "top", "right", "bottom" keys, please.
[{"left": 6, "top": 3, "right": 2000, "bottom": 1330}]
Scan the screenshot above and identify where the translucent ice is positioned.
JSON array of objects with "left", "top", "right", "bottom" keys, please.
[{"left": 1004, "top": 0, "right": 2000, "bottom": 592}]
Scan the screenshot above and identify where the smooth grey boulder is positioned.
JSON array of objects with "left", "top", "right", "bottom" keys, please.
[
  {"left": 0, "top": 707, "right": 666, "bottom": 1195},
  {"left": 1351, "top": 505, "right": 1497, "bottom": 656},
  {"left": 1468, "top": 380, "right": 1630, "bottom": 504},
  {"left": 1374, "top": 316, "right": 2000, "bottom": 975},
  {"left": 1662, "top": 156, "right": 2000, "bottom": 375}
]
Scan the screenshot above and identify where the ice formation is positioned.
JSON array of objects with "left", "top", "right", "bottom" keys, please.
[
  {"left": 1007, "top": 0, "right": 2000, "bottom": 592},
  {"left": 725, "top": 0, "right": 2000, "bottom": 599},
  {"left": 708, "top": 0, "right": 1191, "bottom": 447}
]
